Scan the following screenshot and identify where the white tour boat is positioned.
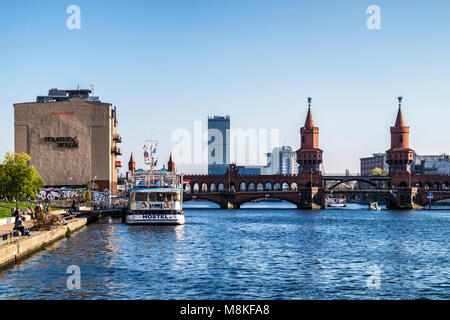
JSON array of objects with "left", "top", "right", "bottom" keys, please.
[{"left": 124, "top": 169, "right": 185, "bottom": 225}]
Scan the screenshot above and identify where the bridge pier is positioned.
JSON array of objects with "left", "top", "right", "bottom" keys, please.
[
  {"left": 387, "top": 187, "right": 423, "bottom": 210},
  {"left": 297, "top": 187, "right": 325, "bottom": 210},
  {"left": 219, "top": 193, "right": 238, "bottom": 210}
]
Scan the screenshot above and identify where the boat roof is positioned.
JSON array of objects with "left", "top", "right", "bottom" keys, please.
[{"left": 129, "top": 188, "right": 182, "bottom": 193}]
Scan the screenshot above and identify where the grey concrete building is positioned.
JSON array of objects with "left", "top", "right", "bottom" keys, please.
[{"left": 14, "top": 88, "right": 122, "bottom": 192}]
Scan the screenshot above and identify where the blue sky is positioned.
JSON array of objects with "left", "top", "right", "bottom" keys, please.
[{"left": 1, "top": 0, "right": 449, "bottom": 174}]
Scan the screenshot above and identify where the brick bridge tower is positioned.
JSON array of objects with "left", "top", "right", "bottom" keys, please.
[
  {"left": 128, "top": 153, "right": 136, "bottom": 173},
  {"left": 296, "top": 98, "right": 325, "bottom": 209},
  {"left": 168, "top": 153, "right": 175, "bottom": 172},
  {"left": 386, "top": 97, "right": 421, "bottom": 209}
]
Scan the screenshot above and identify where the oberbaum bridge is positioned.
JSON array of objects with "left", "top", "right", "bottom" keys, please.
[{"left": 133, "top": 97, "right": 450, "bottom": 210}]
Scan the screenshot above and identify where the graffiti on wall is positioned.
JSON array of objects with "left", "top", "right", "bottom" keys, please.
[
  {"left": 36, "top": 188, "right": 114, "bottom": 204},
  {"left": 37, "top": 188, "right": 88, "bottom": 201}
]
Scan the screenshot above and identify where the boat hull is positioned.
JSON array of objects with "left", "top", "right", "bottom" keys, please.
[{"left": 125, "top": 213, "right": 185, "bottom": 225}]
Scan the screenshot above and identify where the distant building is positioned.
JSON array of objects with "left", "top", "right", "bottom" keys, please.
[
  {"left": 360, "top": 153, "right": 388, "bottom": 176},
  {"left": 263, "top": 146, "right": 298, "bottom": 175},
  {"left": 208, "top": 115, "right": 230, "bottom": 175},
  {"left": 412, "top": 154, "right": 450, "bottom": 175},
  {"left": 236, "top": 165, "right": 264, "bottom": 175},
  {"left": 14, "top": 88, "right": 122, "bottom": 192}
]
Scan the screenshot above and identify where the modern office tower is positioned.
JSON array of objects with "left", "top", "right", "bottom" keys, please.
[{"left": 208, "top": 115, "right": 230, "bottom": 175}]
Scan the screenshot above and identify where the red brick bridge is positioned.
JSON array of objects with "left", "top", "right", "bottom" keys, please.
[{"left": 181, "top": 98, "right": 449, "bottom": 209}]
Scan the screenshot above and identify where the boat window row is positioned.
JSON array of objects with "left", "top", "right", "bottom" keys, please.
[{"left": 133, "top": 192, "right": 180, "bottom": 202}]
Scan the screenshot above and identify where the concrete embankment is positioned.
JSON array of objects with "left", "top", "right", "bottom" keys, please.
[{"left": 0, "top": 214, "right": 98, "bottom": 269}]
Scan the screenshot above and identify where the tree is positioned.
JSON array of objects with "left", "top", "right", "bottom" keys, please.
[
  {"left": 0, "top": 152, "right": 44, "bottom": 206},
  {"left": 370, "top": 167, "right": 389, "bottom": 176}
]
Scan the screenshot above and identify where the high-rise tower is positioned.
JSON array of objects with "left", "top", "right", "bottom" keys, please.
[
  {"left": 386, "top": 97, "right": 414, "bottom": 175},
  {"left": 297, "top": 98, "right": 323, "bottom": 174}
]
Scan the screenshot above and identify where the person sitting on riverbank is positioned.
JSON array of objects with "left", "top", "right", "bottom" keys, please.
[
  {"left": 13, "top": 216, "right": 30, "bottom": 236},
  {"left": 25, "top": 206, "right": 35, "bottom": 219}
]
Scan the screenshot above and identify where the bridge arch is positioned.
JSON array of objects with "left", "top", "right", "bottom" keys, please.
[
  {"left": 290, "top": 182, "right": 298, "bottom": 190},
  {"left": 235, "top": 194, "right": 299, "bottom": 208},
  {"left": 273, "top": 182, "right": 281, "bottom": 191},
  {"left": 210, "top": 183, "right": 216, "bottom": 192},
  {"left": 239, "top": 182, "right": 247, "bottom": 192},
  {"left": 193, "top": 183, "right": 200, "bottom": 193},
  {"left": 218, "top": 183, "right": 225, "bottom": 192},
  {"left": 248, "top": 182, "right": 255, "bottom": 191},
  {"left": 183, "top": 194, "right": 222, "bottom": 206},
  {"left": 201, "top": 183, "right": 208, "bottom": 193},
  {"left": 257, "top": 183, "right": 264, "bottom": 191},
  {"left": 265, "top": 182, "right": 272, "bottom": 191},
  {"left": 328, "top": 178, "right": 378, "bottom": 190}
]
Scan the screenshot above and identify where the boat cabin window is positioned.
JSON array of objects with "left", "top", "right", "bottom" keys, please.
[
  {"left": 174, "top": 193, "right": 180, "bottom": 201},
  {"left": 166, "top": 194, "right": 173, "bottom": 202},
  {"left": 149, "top": 193, "right": 157, "bottom": 202},
  {"left": 135, "top": 192, "right": 148, "bottom": 202},
  {"left": 157, "top": 193, "right": 164, "bottom": 202}
]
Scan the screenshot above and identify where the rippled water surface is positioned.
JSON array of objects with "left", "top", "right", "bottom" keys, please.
[{"left": 0, "top": 204, "right": 449, "bottom": 299}]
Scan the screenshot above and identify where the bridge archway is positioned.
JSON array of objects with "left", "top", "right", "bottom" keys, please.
[
  {"left": 257, "top": 183, "right": 264, "bottom": 191},
  {"left": 328, "top": 178, "right": 378, "bottom": 190},
  {"left": 290, "top": 182, "right": 298, "bottom": 190},
  {"left": 201, "top": 183, "right": 208, "bottom": 193},
  {"left": 184, "top": 183, "right": 191, "bottom": 193},
  {"left": 183, "top": 195, "right": 222, "bottom": 207},
  {"left": 236, "top": 195, "right": 298, "bottom": 208},
  {"left": 193, "top": 183, "right": 200, "bottom": 193},
  {"left": 248, "top": 182, "right": 255, "bottom": 191},
  {"left": 274, "top": 182, "right": 281, "bottom": 191},
  {"left": 239, "top": 182, "right": 247, "bottom": 192},
  {"left": 265, "top": 182, "right": 272, "bottom": 191},
  {"left": 210, "top": 183, "right": 216, "bottom": 192},
  {"left": 218, "top": 183, "right": 225, "bottom": 191}
]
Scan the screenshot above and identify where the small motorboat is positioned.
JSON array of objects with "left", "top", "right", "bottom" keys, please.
[{"left": 369, "top": 202, "right": 382, "bottom": 211}]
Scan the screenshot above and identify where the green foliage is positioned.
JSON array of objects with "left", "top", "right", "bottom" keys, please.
[
  {"left": 370, "top": 167, "right": 389, "bottom": 176},
  {"left": 0, "top": 153, "right": 45, "bottom": 204}
]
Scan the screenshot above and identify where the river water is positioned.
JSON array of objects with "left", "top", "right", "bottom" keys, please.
[{"left": 0, "top": 203, "right": 449, "bottom": 299}]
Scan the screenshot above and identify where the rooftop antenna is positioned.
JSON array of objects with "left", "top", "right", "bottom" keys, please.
[{"left": 398, "top": 96, "right": 403, "bottom": 107}]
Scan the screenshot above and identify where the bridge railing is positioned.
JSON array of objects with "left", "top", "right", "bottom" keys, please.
[{"left": 323, "top": 173, "right": 361, "bottom": 177}]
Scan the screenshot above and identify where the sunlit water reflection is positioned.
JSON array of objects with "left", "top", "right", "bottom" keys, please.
[{"left": 0, "top": 203, "right": 449, "bottom": 299}]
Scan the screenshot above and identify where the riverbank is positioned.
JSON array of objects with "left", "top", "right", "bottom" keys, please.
[
  {"left": 0, "top": 214, "right": 98, "bottom": 269},
  {"left": 0, "top": 202, "right": 67, "bottom": 219}
]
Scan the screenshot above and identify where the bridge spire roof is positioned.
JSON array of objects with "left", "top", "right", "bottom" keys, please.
[
  {"left": 394, "top": 97, "right": 405, "bottom": 127},
  {"left": 304, "top": 97, "right": 315, "bottom": 128}
]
